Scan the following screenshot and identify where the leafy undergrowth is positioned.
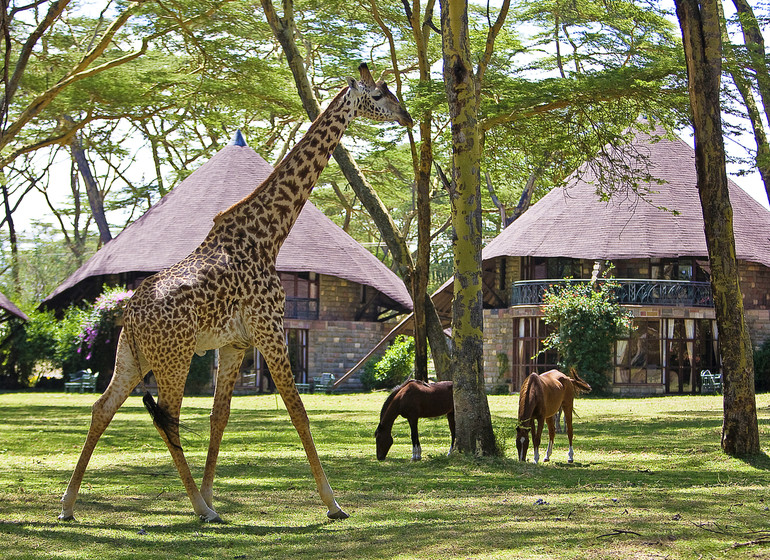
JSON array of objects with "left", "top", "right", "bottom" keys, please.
[{"left": 0, "top": 391, "right": 768, "bottom": 559}]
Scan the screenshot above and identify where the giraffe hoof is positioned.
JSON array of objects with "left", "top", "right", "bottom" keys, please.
[
  {"left": 327, "top": 508, "right": 349, "bottom": 520},
  {"left": 200, "top": 513, "right": 224, "bottom": 523}
]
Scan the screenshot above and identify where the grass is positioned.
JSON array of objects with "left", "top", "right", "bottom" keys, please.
[{"left": 0, "top": 391, "right": 769, "bottom": 559}]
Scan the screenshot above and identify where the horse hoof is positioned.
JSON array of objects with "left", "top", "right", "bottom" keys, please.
[
  {"left": 200, "top": 513, "right": 224, "bottom": 523},
  {"left": 327, "top": 508, "right": 349, "bottom": 520},
  {"left": 543, "top": 458, "right": 550, "bottom": 462},
  {"left": 58, "top": 513, "right": 75, "bottom": 522},
  {"left": 568, "top": 459, "right": 574, "bottom": 464}
]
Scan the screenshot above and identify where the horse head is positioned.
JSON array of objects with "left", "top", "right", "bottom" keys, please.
[
  {"left": 375, "top": 424, "right": 394, "bottom": 460},
  {"left": 515, "top": 420, "right": 532, "bottom": 462}
]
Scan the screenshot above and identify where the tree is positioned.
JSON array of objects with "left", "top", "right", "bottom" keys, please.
[
  {"left": 674, "top": 0, "right": 759, "bottom": 456},
  {"left": 260, "top": 0, "right": 452, "bottom": 381},
  {"left": 439, "top": 0, "right": 500, "bottom": 456},
  {"left": 721, "top": 0, "right": 770, "bottom": 205}
]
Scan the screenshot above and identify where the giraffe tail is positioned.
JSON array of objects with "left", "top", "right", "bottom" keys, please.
[{"left": 142, "top": 392, "right": 183, "bottom": 450}]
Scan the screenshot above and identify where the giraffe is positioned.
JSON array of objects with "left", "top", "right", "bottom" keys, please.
[{"left": 58, "top": 63, "right": 413, "bottom": 523}]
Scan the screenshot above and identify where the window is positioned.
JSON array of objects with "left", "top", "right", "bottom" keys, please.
[
  {"left": 236, "top": 328, "right": 310, "bottom": 391},
  {"left": 511, "top": 317, "right": 558, "bottom": 388},
  {"left": 614, "top": 318, "right": 718, "bottom": 392},
  {"left": 280, "top": 272, "right": 319, "bottom": 319},
  {"left": 524, "top": 257, "right": 581, "bottom": 280}
]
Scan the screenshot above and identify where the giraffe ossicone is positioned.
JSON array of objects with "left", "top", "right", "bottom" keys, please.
[{"left": 58, "top": 63, "right": 412, "bottom": 523}]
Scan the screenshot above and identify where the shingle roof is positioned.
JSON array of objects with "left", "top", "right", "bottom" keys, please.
[
  {"left": 0, "top": 291, "right": 28, "bottom": 321},
  {"left": 483, "top": 127, "right": 770, "bottom": 267},
  {"left": 43, "top": 138, "right": 412, "bottom": 310}
]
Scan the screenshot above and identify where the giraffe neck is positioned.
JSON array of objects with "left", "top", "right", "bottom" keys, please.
[{"left": 213, "top": 87, "right": 357, "bottom": 257}]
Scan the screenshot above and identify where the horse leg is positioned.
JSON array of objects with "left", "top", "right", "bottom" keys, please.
[
  {"left": 200, "top": 345, "right": 244, "bottom": 509},
  {"left": 407, "top": 416, "right": 421, "bottom": 460},
  {"left": 446, "top": 410, "right": 456, "bottom": 456},
  {"left": 532, "top": 418, "right": 544, "bottom": 464},
  {"left": 544, "top": 415, "right": 556, "bottom": 462},
  {"left": 60, "top": 334, "right": 142, "bottom": 520},
  {"left": 564, "top": 404, "right": 575, "bottom": 463}
]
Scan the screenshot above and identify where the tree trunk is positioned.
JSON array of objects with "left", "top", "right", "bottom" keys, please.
[
  {"left": 69, "top": 129, "right": 112, "bottom": 245},
  {"left": 261, "top": 0, "right": 451, "bottom": 380},
  {"left": 675, "top": 0, "right": 759, "bottom": 456},
  {"left": 1, "top": 181, "right": 20, "bottom": 292},
  {"left": 725, "top": 0, "right": 770, "bottom": 205},
  {"left": 440, "top": 0, "right": 496, "bottom": 456},
  {"left": 405, "top": 0, "right": 437, "bottom": 382}
]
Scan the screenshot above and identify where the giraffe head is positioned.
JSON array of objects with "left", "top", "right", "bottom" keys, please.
[{"left": 346, "top": 63, "right": 413, "bottom": 128}]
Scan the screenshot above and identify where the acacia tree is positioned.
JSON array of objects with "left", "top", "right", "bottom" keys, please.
[
  {"left": 675, "top": 0, "right": 759, "bottom": 456},
  {"left": 439, "top": 0, "right": 503, "bottom": 456},
  {"left": 260, "top": 0, "right": 452, "bottom": 381}
]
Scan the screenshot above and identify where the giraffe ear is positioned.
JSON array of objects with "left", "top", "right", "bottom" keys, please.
[{"left": 346, "top": 77, "right": 359, "bottom": 90}]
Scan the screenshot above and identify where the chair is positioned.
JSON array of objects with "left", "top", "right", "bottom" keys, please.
[
  {"left": 64, "top": 369, "right": 98, "bottom": 393},
  {"left": 311, "top": 373, "right": 336, "bottom": 394},
  {"left": 700, "top": 369, "right": 722, "bottom": 395}
]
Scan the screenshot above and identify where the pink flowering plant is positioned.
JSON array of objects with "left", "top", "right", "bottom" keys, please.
[{"left": 75, "top": 286, "right": 133, "bottom": 379}]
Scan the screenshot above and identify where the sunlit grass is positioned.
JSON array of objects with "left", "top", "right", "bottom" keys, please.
[{"left": 0, "top": 391, "right": 768, "bottom": 559}]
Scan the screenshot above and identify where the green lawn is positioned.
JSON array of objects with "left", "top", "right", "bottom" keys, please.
[{"left": 0, "top": 391, "right": 768, "bottom": 559}]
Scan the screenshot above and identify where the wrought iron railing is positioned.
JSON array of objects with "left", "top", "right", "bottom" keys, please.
[
  {"left": 510, "top": 279, "right": 713, "bottom": 308},
  {"left": 285, "top": 297, "right": 319, "bottom": 320}
]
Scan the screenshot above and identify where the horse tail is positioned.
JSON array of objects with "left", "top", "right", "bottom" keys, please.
[
  {"left": 517, "top": 373, "right": 540, "bottom": 424},
  {"left": 567, "top": 367, "right": 592, "bottom": 394}
]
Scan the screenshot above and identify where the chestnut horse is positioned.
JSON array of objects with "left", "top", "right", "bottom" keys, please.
[
  {"left": 516, "top": 369, "right": 591, "bottom": 464},
  {"left": 375, "top": 380, "right": 454, "bottom": 461}
]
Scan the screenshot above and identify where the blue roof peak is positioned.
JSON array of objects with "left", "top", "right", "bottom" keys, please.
[{"left": 230, "top": 130, "right": 247, "bottom": 147}]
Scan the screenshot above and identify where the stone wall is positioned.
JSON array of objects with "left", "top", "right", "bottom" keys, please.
[
  {"left": 482, "top": 308, "right": 516, "bottom": 391},
  {"left": 318, "top": 274, "right": 361, "bottom": 321},
  {"left": 302, "top": 319, "right": 392, "bottom": 391}
]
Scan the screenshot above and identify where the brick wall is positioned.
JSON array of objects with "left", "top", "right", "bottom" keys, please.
[
  {"left": 482, "top": 308, "right": 516, "bottom": 391},
  {"left": 303, "top": 319, "right": 392, "bottom": 391}
]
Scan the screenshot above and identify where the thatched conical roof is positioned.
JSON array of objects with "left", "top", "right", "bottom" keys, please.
[
  {"left": 43, "top": 135, "right": 411, "bottom": 312},
  {"left": 483, "top": 127, "right": 770, "bottom": 267}
]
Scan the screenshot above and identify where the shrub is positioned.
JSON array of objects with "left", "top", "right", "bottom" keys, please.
[
  {"left": 754, "top": 338, "right": 770, "bottom": 393},
  {"left": 360, "top": 335, "right": 415, "bottom": 391},
  {"left": 74, "top": 287, "right": 133, "bottom": 389},
  {"left": 541, "top": 273, "right": 632, "bottom": 394}
]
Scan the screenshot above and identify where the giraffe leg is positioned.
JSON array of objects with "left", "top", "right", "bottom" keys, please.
[
  {"left": 150, "top": 380, "right": 222, "bottom": 523},
  {"left": 200, "top": 345, "right": 244, "bottom": 508},
  {"left": 260, "top": 334, "right": 347, "bottom": 520},
  {"left": 60, "top": 333, "right": 142, "bottom": 521}
]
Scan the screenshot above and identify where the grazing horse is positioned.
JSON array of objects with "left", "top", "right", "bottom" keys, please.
[
  {"left": 375, "top": 380, "right": 455, "bottom": 461},
  {"left": 516, "top": 369, "right": 591, "bottom": 464}
]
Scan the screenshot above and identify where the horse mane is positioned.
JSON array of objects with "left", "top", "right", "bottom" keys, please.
[
  {"left": 379, "top": 379, "right": 415, "bottom": 423},
  {"left": 567, "top": 367, "right": 592, "bottom": 395},
  {"left": 518, "top": 373, "right": 542, "bottom": 424}
]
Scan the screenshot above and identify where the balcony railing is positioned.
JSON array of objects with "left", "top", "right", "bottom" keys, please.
[
  {"left": 511, "top": 279, "right": 713, "bottom": 308},
  {"left": 285, "top": 297, "right": 319, "bottom": 320}
]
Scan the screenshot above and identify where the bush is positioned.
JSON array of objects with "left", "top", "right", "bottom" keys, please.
[
  {"left": 360, "top": 335, "right": 415, "bottom": 391},
  {"left": 541, "top": 272, "right": 632, "bottom": 394},
  {"left": 754, "top": 338, "right": 770, "bottom": 393}
]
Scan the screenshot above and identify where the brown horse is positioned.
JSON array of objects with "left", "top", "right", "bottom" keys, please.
[
  {"left": 516, "top": 369, "right": 591, "bottom": 464},
  {"left": 375, "top": 380, "right": 454, "bottom": 461}
]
